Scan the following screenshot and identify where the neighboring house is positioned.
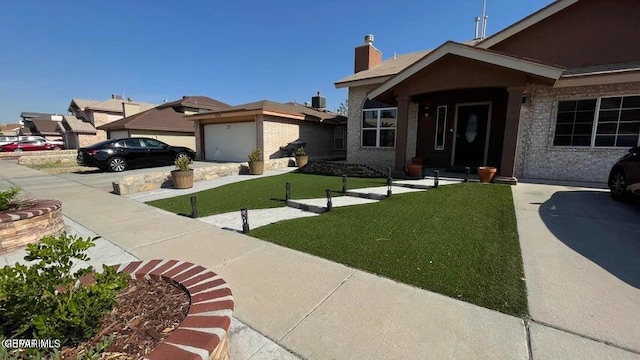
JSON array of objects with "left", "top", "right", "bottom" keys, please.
[
  {"left": 188, "top": 94, "right": 346, "bottom": 162},
  {"left": 0, "top": 123, "right": 21, "bottom": 135},
  {"left": 97, "top": 96, "right": 231, "bottom": 150},
  {"left": 67, "top": 95, "right": 157, "bottom": 147},
  {"left": 19, "top": 113, "right": 65, "bottom": 142},
  {"left": 335, "top": 0, "right": 640, "bottom": 183}
]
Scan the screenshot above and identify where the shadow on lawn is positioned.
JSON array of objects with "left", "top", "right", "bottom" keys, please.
[{"left": 539, "top": 190, "right": 640, "bottom": 289}]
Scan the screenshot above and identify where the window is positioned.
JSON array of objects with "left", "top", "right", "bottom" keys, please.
[
  {"left": 334, "top": 126, "right": 345, "bottom": 150},
  {"left": 123, "top": 139, "right": 143, "bottom": 148},
  {"left": 553, "top": 95, "right": 640, "bottom": 148},
  {"left": 434, "top": 105, "right": 447, "bottom": 150},
  {"left": 362, "top": 108, "right": 397, "bottom": 147},
  {"left": 141, "top": 138, "right": 165, "bottom": 148}
]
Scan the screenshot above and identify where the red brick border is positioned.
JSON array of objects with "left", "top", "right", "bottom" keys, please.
[
  {"left": 0, "top": 200, "right": 61, "bottom": 223},
  {"left": 114, "top": 260, "right": 234, "bottom": 360}
]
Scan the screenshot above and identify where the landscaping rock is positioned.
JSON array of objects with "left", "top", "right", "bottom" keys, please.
[{"left": 295, "top": 161, "right": 386, "bottom": 178}]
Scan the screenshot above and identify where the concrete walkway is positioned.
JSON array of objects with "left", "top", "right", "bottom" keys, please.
[{"left": 2, "top": 161, "right": 639, "bottom": 359}]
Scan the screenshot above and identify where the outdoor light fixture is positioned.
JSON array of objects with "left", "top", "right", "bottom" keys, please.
[{"left": 424, "top": 107, "right": 430, "bottom": 117}]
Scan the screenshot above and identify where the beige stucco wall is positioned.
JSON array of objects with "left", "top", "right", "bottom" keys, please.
[
  {"left": 129, "top": 130, "right": 196, "bottom": 149},
  {"left": 78, "top": 134, "right": 101, "bottom": 148},
  {"left": 515, "top": 82, "right": 640, "bottom": 183}
]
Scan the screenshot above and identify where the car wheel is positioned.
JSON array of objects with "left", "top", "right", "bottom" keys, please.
[
  {"left": 53, "top": 147, "right": 61, "bottom": 150},
  {"left": 610, "top": 168, "right": 627, "bottom": 201},
  {"left": 176, "top": 152, "right": 191, "bottom": 162},
  {"left": 13, "top": 148, "right": 22, "bottom": 152},
  {"left": 108, "top": 157, "right": 127, "bottom": 172}
]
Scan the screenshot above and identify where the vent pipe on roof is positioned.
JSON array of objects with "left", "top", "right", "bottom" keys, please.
[
  {"left": 481, "top": 0, "right": 488, "bottom": 39},
  {"left": 474, "top": 17, "right": 480, "bottom": 40},
  {"left": 364, "top": 34, "right": 374, "bottom": 45}
]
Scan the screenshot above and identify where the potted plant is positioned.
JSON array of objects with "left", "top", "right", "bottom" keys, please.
[
  {"left": 171, "top": 155, "right": 194, "bottom": 189},
  {"left": 248, "top": 148, "right": 264, "bottom": 175},
  {"left": 295, "top": 147, "right": 308, "bottom": 168},
  {"left": 477, "top": 166, "right": 497, "bottom": 183}
]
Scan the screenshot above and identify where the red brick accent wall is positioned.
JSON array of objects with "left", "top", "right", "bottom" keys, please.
[{"left": 0, "top": 200, "right": 64, "bottom": 253}]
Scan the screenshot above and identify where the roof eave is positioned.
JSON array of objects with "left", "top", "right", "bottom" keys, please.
[{"left": 334, "top": 75, "right": 392, "bottom": 89}]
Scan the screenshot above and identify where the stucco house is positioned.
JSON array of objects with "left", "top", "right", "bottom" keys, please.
[
  {"left": 97, "top": 96, "right": 230, "bottom": 150},
  {"left": 335, "top": 0, "right": 640, "bottom": 183},
  {"left": 188, "top": 94, "right": 346, "bottom": 162}
]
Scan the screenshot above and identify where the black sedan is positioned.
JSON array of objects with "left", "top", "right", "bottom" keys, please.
[
  {"left": 77, "top": 138, "right": 195, "bottom": 172},
  {"left": 608, "top": 146, "right": 640, "bottom": 201}
]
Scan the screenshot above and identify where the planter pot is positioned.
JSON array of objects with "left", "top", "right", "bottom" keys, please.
[
  {"left": 411, "top": 156, "right": 424, "bottom": 165},
  {"left": 407, "top": 163, "right": 423, "bottom": 178},
  {"left": 295, "top": 155, "right": 308, "bottom": 168},
  {"left": 477, "top": 166, "right": 497, "bottom": 183},
  {"left": 248, "top": 161, "right": 264, "bottom": 175},
  {"left": 171, "top": 169, "right": 194, "bottom": 189}
]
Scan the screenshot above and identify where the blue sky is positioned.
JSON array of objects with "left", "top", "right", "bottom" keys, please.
[{"left": 0, "top": 0, "right": 553, "bottom": 124}]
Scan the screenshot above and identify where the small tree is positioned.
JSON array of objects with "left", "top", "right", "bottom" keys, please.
[{"left": 336, "top": 100, "right": 348, "bottom": 116}]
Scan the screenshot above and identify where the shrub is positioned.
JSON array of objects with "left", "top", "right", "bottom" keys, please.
[
  {"left": 174, "top": 155, "right": 191, "bottom": 171},
  {"left": 0, "top": 233, "right": 129, "bottom": 347},
  {"left": 248, "top": 148, "right": 262, "bottom": 162},
  {"left": 294, "top": 147, "right": 307, "bottom": 157},
  {"left": 0, "top": 186, "right": 20, "bottom": 211}
]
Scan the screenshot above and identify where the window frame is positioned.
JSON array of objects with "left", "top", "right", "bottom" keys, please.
[
  {"left": 361, "top": 107, "right": 397, "bottom": 148},
  {"left": 434, "top": 105, "right": 447, "bottom": 151},
  {"left": 552, "top": 95, "right": 640, "bottom": 149},
  {"left": 333, "top": 126, "right": 345, "bottom": 150}
]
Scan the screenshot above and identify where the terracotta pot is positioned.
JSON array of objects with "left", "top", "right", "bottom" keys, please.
[
  {"left": 411, "top": 156, "right": 424, "bottom": 165},
  {"left": 407, "top": 163, "right": 423, "bottom": 178},
  {"left": 477, "top": 166, "right": 497, "bottom": 183},
  {"left": 248, "top": 161, "right": 264, "bottom": 175},
  {"left": 171, "top": 169, "right": 194, "bottom": 189},
  {"left": 295, "top": 155, "right": 308, "bottom": 168}
]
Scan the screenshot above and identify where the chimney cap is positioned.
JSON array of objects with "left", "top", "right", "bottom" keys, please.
[{"left": 364, "top": 34, "right": 374, "bottom": 45}]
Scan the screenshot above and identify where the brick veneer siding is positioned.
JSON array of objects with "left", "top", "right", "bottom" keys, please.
[
  {"left": 0, "top": 200, "right": 63, "bottom": 253},
  {"left": 262, "top": 115, "right": 338, "bottom": 159},
  {"left": 515, "top": 82, "right": 640, "bottom": 182},
  {"left": 114, "top": 260, "right": 234, "bottom": 360},
  {"left": 347, "top": 85, "right": 419, "bottom": 171}
]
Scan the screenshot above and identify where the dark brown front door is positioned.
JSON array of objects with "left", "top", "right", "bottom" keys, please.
[{"left": 454, "top": 104, "right": 490, "bottom": 167}]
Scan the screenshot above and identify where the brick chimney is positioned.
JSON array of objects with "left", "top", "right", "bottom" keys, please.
[{"left": 354, "top": 34, "right": 382, "bottom": 73}]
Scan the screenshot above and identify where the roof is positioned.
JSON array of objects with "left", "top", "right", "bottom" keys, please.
[
  {"left": 70, "top": 98, "right": 157, "bottom": 113},
  {"left": 96, "top": 106, "right": 195, "bottom": 132},
  {"left": 158, "top": 96, "right": 232, "bottom": 111},
  {"left": 20, "top": 112, "right": 55, "bottom": 119},
  {"left": 30, "top": 118, "right": 63, "bottom": 135},
  {"left": 562, "top": 61, "right": 640, "bottom": 77},
  {"left": 63, "top": 115, "right": 97, "bottom": 134},
  {"left": 190, "top": 100, "right": 346, "bottom": 124},
  {"left": 335, "top": 50, "right": 431, "bottom": 88},
  {"left": 0, "top": 123, "right": 21, "bottom": 130}
]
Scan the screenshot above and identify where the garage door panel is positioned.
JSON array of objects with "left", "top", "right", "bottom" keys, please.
[
  {"left": 110, "top": 130, "right": 129, "bottom": 139},
  {"left": 204, "top": 122, "right": 256, "bottom": 162}
]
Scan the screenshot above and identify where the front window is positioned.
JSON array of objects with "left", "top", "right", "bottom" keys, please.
[
  {"left": 362, "top": 107, "right": 397, "bottom": 148},
  {"left": 553, "top": 95, "right": 640, "bottom": 147},
  {"left": 334, "top": 126, "right": 345, "bottom": 150},
  {"left": 434, "top": 105, "right": 447, "bottom": 150}
]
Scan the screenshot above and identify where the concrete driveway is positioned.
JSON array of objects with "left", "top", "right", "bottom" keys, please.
[{"left": 512, "top": 182, "right": 640, "bottom": 356}]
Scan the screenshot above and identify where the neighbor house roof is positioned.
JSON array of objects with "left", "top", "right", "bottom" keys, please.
[
  {"left": 189, "top": 100, "right": 346, "bottom": 124},
  {"left": 69, "top": 98, "right": 157, "bottom": 113},
  {"left": 30, "top": 118, "right": 64, "bottom": 136},
  {"left": 0, "top": 123, "right": 21, "bottom": 134},
  {"left": 335, "top": 50, "right": 431, "bottom": 88},
  {"left": 158, "top": 96, "right": 232, "bottom": 112},
  {"left": 20, "top": 112, "right": 55, "bottom": 119},
  {"left": 62, "top": 115, "right": 97, "bottom": 134}
]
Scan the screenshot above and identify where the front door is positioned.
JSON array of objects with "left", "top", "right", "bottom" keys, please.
[{"left": 454, "top": 104, "right": 490, "bottom": 168}]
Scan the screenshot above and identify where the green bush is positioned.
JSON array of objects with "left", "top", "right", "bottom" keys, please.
[
  {"left": 0, "top": 233, "right": 129, "bottom": 347},
  {"left": 0, "top": 186, "right": 20, "bottom": 211},
  {"left": 294, "top": 147, "right": 307, "bottom": 156},
  {"left": 248, "top": 148, "right": 262, "bottom": 162}
]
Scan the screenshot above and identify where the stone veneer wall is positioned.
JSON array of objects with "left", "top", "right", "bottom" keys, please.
[
  {"left": 18, "top": 154, "right": 77, "bottom": 166},
  {"left": 347, "top": 85, "right": 419, "bottom": 171},
  {"left": 515, "top": 82, "right": 640, "bottom": 182},
  {"left": 0, "top": 200, "right": 64, "bottom": 253},
  {"left": 0, "top": 150, "right": 76, "bottom": 158}
]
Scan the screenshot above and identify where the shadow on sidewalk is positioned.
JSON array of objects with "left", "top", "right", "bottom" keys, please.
[{"left": 539, "top": 190, "right": 640, "bottom": 289}]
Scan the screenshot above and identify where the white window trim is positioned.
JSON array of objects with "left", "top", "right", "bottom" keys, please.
[
  {"left": 361, "top": 107, "right": 398, "bottom": 148},
  {"left": 434, "top": 105, "right": 447, "bottom": 151},
  {"left": 552, "top": 94, "right": 640, "bottom": 149}
]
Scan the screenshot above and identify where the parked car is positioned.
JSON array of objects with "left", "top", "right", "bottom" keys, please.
[
  {"left": 0, "top": 140, "right": 65, "bottom": 152},
  {"left": 0, "top": 136, "right": 18, "bottom": 146},
  {"left": 77, "top": 137, "right": 195, "bottom": 172},
  {"left": 17, "top": 136, "right": 65, "bottom": 146},
  {"left": 608, "top": 146, "right": 640, "bottom": 201}
]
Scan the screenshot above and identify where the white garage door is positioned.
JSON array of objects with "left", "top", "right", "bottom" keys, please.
[
  {"left": 109, "top": 130, "right": 129, "bottom": 139},
  {"left": 204, "top": 122, "right": 256, "bottom": 162}
]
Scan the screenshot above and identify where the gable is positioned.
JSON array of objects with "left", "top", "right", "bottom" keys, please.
[{"left": 487, "top": 0, "right": 640, "bottom": 68}]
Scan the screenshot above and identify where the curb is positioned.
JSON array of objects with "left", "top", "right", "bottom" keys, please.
[{"left": 114, "top": 260, "right": 234, "bottom": 360}]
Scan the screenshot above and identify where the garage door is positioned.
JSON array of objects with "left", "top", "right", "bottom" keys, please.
[
  {"left": 204, "top": 122, "right": 256, "bottom": 162},
  {"left": 109, "top": 130, "right": 129, "bottom": 139}
]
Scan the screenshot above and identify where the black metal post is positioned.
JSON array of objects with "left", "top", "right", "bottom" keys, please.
[
  {"left": 434, "top": 170, "right": 439, "bottom": 188},
  {"left": 325, "top": 189, "right": 333, "bottom": 211},
  {"left": 342, "top": 175, "right": 348, "bottom": 193},
  {"left": 190, "top": 195, "right": 198, "bottom": 218},
  {"left": 386, "top": 176, "right": 392, "bottom": 197},
  {"left": 285, "top": 182, "right": 291, "bottom": 203},
  {"left": 387, "top": 167, "right": 392, "bottom": 179},
  {"left": 464, "top": 167, "right": 470, "bottom": 182},
  {"left": 241, "top": 207, "right": 249, "bottom": 233}
]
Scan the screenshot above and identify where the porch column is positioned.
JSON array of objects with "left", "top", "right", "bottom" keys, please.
[
  {"left": 498, "top": 85, "right": 525, "bottom": 184},
  {"left": 394, "top": 96, "right": 410, "bottom": 175}
]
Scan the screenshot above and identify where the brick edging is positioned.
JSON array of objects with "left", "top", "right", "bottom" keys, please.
[
  {"left": 113, "top": 260, "right": 234, "bottom": 360},
  {"left": 0, "top": 200, "right": 62, "bottom": 223}
]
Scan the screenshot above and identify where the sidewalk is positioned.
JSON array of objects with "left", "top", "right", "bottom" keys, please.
[{"left": 2, "top": 161, "right": 637, "bottom": 359}]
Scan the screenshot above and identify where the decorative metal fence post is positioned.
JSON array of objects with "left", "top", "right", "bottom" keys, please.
[
  {"left": 434, "top": 170, "right": 439, "bottom": 188},
  {"left": 464, "top": 167, "right": 470, "bottom": 182},
  {"left": 387, "top": 167, "right": 392, "bottom": 179},
  {"left": 285, "top": 182, "right": 291, "bottom": 204},
  {"left": 386, "top": 176, "right": 392, "bottom": 197},
  {"left": 342, "top": 175, "right": 348, "bottom": 193},
  {"left": 241, "top": 207, "right": 249, "bottom": 234},
  {"left": 325, "top": 189, "right": 333, "bottom": 211},
  {"left": 190, "top": 195, "right": 198, "bottom": 218}
]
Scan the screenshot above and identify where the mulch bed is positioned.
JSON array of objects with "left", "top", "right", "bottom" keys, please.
[{"left": 60, "top": 278, "right": 190, "bottom": 359}]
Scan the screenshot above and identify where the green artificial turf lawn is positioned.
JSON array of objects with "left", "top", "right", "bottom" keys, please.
[
  {"left": 250, "top": 183, "right": 528, "bottom": 317},
  {"left": 147, "top": 173, "right": 386, "bottom": 217}
]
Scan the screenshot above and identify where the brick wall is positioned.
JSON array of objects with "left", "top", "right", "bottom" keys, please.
[
  {"left": 516, "top": 82, "right": 640, "bottom": 182},
  {"left": 0, "top": 202, "right": 64, "bottom": 253},
  {"left": 262, "top": 115, "right": 338, "bottom": 159}
]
